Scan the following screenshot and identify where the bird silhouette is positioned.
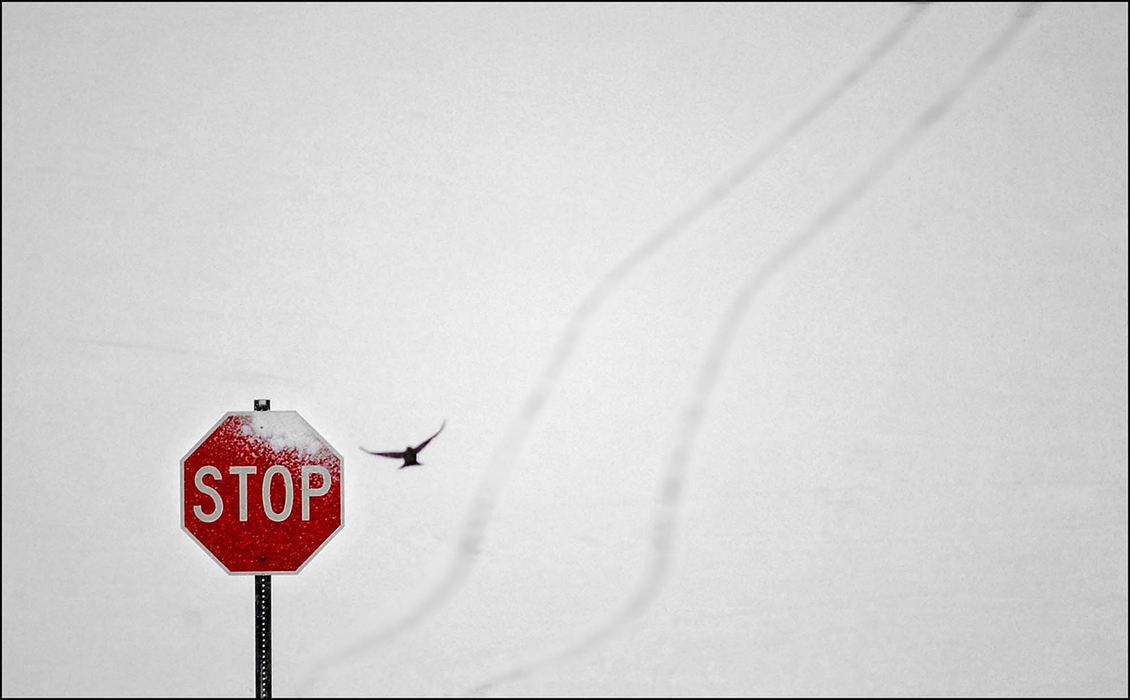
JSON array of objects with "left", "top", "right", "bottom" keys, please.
[{"left": 360, "top": 421, "right": 445, "bottom": 468}]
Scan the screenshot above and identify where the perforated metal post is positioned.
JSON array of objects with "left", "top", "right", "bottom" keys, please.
[
  {"left": 254, "top": 399, "right": 272, "bottom": 698},
  {"left": 255, "top": 574, "right": 271, "bottom": 698}
]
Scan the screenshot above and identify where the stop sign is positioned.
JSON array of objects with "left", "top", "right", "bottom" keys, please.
[{"left": 181, "top": 410, "right": 343, "bottom": 574}]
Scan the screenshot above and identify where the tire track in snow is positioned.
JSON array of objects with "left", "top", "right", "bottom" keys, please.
[
  {"left": 468, "top": 3, "right": 1041, "bottom": 694},
  {"left": 297, "top": 4, "right": 927, "bottom": 692}
]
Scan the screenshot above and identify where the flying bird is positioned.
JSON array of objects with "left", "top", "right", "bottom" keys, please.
[{"left": 360, "top": 421, "right": 445, "bottom": 468}]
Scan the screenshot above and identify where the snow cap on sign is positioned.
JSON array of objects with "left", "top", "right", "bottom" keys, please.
[{"left": 240, "top": 411, "right": 330, "bottom": 457}]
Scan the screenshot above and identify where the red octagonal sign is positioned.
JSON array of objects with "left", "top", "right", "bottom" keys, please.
[{"left": 182, "top": 411, "right": 343, "bottom": 574}]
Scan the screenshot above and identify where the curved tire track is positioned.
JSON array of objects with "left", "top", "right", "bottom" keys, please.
[{"left": 469, "top": 3, "right": 1041, "bottom": 695}]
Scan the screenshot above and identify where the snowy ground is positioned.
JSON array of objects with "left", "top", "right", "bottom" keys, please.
[{"left": 3, "top": 3, "right": 1127, "bottom": 697}]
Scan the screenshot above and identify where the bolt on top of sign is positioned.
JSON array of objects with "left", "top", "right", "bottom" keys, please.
[{"left": 182, "top": 411, "right": 343, "bottom": 574}]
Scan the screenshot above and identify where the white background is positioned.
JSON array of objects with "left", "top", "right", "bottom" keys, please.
[{"left": 3, "top": 3, "right": 1127, "bottom": 697}]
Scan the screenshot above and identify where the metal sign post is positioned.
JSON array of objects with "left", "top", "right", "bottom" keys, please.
[{"left": 254, "top": 398, "right": 272, "bottom": 699}]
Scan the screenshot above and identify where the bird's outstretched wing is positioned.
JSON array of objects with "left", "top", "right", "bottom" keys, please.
[
  {"left": 359, "top": 447, "right": 407, "bottom": 458},
  {"left": 413, "top": 420, "right": 446, "bottom": 452}
]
